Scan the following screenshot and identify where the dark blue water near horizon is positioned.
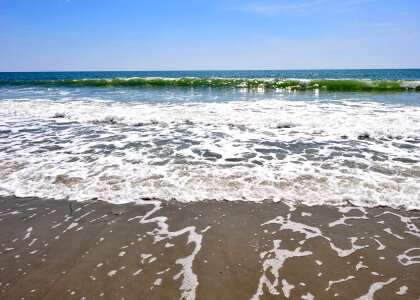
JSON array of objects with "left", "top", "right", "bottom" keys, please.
[{"left": 1, "top": 69, "right": 420, "bottom": 81}]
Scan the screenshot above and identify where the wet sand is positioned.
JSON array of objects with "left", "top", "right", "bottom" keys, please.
[{"left": 0, "top": 196, "right": 419, "bottom": 299}]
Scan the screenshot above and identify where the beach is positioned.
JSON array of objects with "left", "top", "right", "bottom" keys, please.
[
  {"left": 1, "top": 196, "right": 419, "bottom": 299},
  {"left": 0, "top": 70, "right": 420, "bottom": 299}
]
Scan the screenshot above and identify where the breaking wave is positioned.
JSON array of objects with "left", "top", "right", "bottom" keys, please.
[{"left": 1, "top": 77, "right": 420, "bottom": 92}]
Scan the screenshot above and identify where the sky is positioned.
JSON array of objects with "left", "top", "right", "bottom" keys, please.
[{"left": 0, "top": 0, "right": 419, "bottom": 71}]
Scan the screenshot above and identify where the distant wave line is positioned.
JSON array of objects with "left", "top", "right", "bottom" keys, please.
[{"left": 1, "top": 77, "right": 420, "bottom": 92}]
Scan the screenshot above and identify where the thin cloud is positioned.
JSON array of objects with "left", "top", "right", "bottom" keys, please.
[
  {"left": 229, "top": 0, "right": 378, "bottom": 16},
  {"left": 231, "top": 0, "right": 326, "bottom": 16}
]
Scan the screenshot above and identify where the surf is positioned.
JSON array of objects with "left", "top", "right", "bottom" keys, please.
[{"left": 1, "top": 77, "right": 420, "bottom": 92}]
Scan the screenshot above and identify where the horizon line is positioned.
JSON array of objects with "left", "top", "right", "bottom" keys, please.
[{"left": 1, "top": 67, "right": 420, "bottom": 73}]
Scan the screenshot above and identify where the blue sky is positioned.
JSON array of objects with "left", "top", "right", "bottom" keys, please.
[{"left": 0, "top": 0, "right": 419, "bottom": 71}]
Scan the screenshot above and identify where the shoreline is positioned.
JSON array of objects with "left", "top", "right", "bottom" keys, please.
[
  {"left": 3, "top": 194, "right": 420, "bottom": 212},
  {"left": 1, "top": 196, "right": 419, "bottom": 299}
]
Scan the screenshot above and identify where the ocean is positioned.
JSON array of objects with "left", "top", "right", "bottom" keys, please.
[
  {"left": 1, "top": 70, "right": 420, "bottom": 299},
  {"left": 0, "top": 70, "right": 419, "bottom": 209}
]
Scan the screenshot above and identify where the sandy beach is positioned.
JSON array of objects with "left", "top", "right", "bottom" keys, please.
[{"left": 1, "top": 196, "right": 419, "bottom": 299}]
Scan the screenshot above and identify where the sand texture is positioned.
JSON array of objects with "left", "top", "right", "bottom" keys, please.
[{"left": 0, "top": 196, "right": 419, "bottom": 299}]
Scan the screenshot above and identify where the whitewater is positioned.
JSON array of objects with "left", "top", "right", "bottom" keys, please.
[{"left": 0, "top": 70, "right": 419, "bottom": 209}]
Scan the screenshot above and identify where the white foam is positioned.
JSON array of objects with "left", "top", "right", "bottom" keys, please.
[
  {"left": 133, "top": 268, "right": 142, "bottom": 276},
  {"left": 372, "top": 238, "right": 386, "bottom": 250},
  {"left": 356, "top": 261, "right": 368, "bottom": 270},
  {"left": 376, "top": 212, "right": 420, "bottom": 237},
  {"left": 1, "top": 95, "right": 419, "bottom": 140},
  {"left": 0, "top": 93, "right": 419, "bottom": 210},
  {"left": 384, "top": 228, "right": 404, "bottom": 240},
  {"left": 281, "top": 279, "right": 294, "bottom": 298},
  {"left": 263, "top": 214, "right": 370, "bottom": 258},
  {"left": 134, "top": 200, "right": 204, "bottom": 300},
  {"left": 326, "top": 275, "right": 355, "bottom": 291},
  {"left": 252, "top": 240, "right": 312, "bottom": 299},
  {"left": 153, "top": 278, "right": 162, "bottom": 286},
  {"left": 396, "top": 285, "right": 408, "bottom": 295},
  {"left": 74, "top": 211, "right": 92, "bottom": 222},
  {"left": 51, "top": 222, "right": 62, "bottom": 229},
  {"left": 329, "top": 208, "right": 368, "bottom": 227},
  {"left": 66, "top": 222, "right": 78, "bottom": 230},
  {"left": 263, "top": 214, "right": 323, "bottom": 240},
  {"left": 140, "top": 254, "right": 152, "bottom": 263},
  {"left": 355, "top": 277, "right": 396, "bottom": 300},
  {"left": 329, "top": 237, "right": 369, "bottom": 257},
  {"left": 301, "top": 292, "right": 314, "bottom": 300},
  {"left": 397, "top": 248, "right": 420, "bottom": 266},
  {"left": 23, "top": 227, "right": 32, "bottom": 240}
]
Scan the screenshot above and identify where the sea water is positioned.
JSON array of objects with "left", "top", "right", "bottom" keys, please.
[{"left": 0, "top": 70, "right": 419, "bottom": 209}]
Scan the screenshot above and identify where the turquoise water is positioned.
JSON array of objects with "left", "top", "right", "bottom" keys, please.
[
  {"left": 1, "top": 70, "right": 420, "bottom": 93},
  {"left": 2, "top": 69, "right": 420, "bottom": 80},
  {"left": 0, "top": 70, "right": 419, "bottom": 209}
]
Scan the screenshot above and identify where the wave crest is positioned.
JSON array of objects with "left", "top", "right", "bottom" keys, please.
[{"left": 1, "top": 77, "right": 420, "bottom": 92}]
